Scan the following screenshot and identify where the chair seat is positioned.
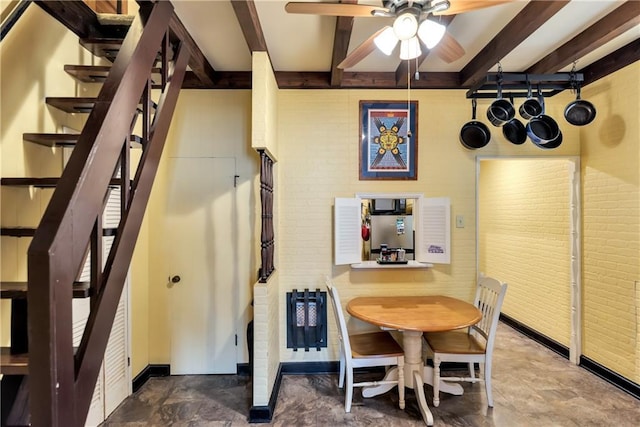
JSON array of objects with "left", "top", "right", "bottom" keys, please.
[
  {"left": 424, "top": 331, "right": 486, "bottom": 355},
  {"left": 350, "top": 331, "right": 404, "bottom": 358}
]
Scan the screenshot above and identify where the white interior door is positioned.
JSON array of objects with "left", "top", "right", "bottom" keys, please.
[{"left": 163, "top": 157, "right": 237, "bottom": 374}]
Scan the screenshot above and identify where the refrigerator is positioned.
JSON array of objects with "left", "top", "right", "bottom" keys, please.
[{"left": 369, "top": 215, "right": 414, "bottom": 260}]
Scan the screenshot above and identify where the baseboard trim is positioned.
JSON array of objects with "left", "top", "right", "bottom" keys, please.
[
  {"left": 132, "top": 364, "right": 170, "bottom": 393},
  {"left": 500, "top": 315, "right": 640, "bottom": 400},
  {"left": 237, "top": 363, "right": 251, "bottom": 376},
  {"left": 499, "top": 314, "right": 570, "bottom": 358},
  {"left": 580, "top": 356, "right": 640, "bottom": 400}
]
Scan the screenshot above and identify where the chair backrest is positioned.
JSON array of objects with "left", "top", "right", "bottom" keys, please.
[
  {"left": 471, "top": 276, "right": 508, "bottom": 353},
  {"left": 325, "top": 276, "right": 352, "bottom": 360}
]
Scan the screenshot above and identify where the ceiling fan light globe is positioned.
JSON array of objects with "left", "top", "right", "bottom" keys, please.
[
  {"left": 374, "top": 27, "right": 399, "bottom": 56},
  {"left": 418, "top": 19, "right": 446, "bottom": 49},
  {"left": 393, "top": 12, "right": 418, "bottom": 41},
  {"left": 399, "top": 37, "right": 422, "bottom": 60}
]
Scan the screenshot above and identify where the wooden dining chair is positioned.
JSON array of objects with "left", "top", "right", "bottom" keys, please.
[
  {"left": 324, "top": 276, "right": 405, "bottom": 413},
  {"left": 423, "top": 275, "right": 507, "bottom": 408}
]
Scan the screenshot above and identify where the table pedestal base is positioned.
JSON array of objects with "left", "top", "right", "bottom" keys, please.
[{"left": 361, "top": 331, "right": 463, "bottom": 426}]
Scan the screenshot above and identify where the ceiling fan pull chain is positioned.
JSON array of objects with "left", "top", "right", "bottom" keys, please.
[{"left": 407, "top": 59, "right": 412, "bottom": 139}]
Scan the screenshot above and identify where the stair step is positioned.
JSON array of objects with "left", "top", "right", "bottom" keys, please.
[
  {"left": 1, "top": 281, "right": 92, "bottom": 299},
  {"left": 79, "top": 38, "right": 123, "bottom": 61},
  {"left": 23, "top": 132, "right": 143, "bottom": 148},
  {"left": 0, "top": 348, "right": 28, "bottom": 375},
  {"left": 46, "top": 97, "right": 157, "bottom": 114},
  {"left": 1, "top": 177, "right": 126, "bottom": 187},
  {"left": 64, "top": 64, "right": 163, "bottom": 87},
  {"left": 96, "top": 13, "right": 134, "bottom": 26},
  {"left": 79, "top": 37, "right": 170, "bottom": 62},
  {"left": 1, "top": 227, "right": 118, "bottom": 237}
]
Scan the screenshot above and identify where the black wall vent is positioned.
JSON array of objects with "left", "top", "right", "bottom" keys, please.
[{"left": 286, "top": 289, "right": 327, "bottom": 351}]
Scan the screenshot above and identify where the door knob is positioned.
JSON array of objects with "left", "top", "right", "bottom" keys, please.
[{"left": 170, "top": 275, "right": 181, "bottom": 283}]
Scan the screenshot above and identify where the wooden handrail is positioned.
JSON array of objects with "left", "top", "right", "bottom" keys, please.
[{"left": 26, "top": 1, "right": 188, "bottom": 425}]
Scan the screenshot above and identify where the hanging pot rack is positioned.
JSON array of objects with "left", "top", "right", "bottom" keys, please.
[{"left": 466, "top": 73, "right": 584, "bottom": 99}]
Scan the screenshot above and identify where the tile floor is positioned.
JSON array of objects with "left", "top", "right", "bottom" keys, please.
[{"left": 101, "top": 323, "right": 640, "bottom": 426}]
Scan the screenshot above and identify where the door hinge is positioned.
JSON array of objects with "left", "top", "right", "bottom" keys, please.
[
  {"left": 235, "top": 334, "right": 238, "bottom": 346},
  {"left": 127, "top": 357, "right": 130, "bottom": 367}
]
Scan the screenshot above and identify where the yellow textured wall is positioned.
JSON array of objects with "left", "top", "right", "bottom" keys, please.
[
  {"left": 275, "top": 89, "right": 580, "bottom": 363},
  {"left": 581, "top": 62, "right": 639, "bottom": 382},
  {"left": 479, "top": 159, "right": 573, "bottom": 346}
]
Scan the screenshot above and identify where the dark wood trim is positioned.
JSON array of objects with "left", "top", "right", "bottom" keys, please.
[
  {"left": 1, "top": 0, "right": 31, "bottom": 41},
  {"left": 330, "top": 0, "right": 357, "bottom": 87},
  {"left": 580, "top": 356, "right": 640, "bottom": 400},
  {"left": 231, "top": 0, "right": 268, "bottom": 53},
  {"left": 131, "top": 364, "right": 170, "bottom": 393},
  {"left": 34, "top": 0, "right": 128, "bottom": 39},
  {"left": 499, "top": 314, "right": 570, "bottom": 359},
  {"left": 460, "top": 1, "right": 570, "bottom": 87},
  {"left": 237, "top": 363, "right": 251, "bottom": 376},
  {"left": 527, "top": 2, "right": 640, "bottom": 74}
]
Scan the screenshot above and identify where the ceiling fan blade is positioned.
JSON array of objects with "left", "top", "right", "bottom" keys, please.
[
  {"left": 338, "top": 27, "right": 389, "bottom": 69},
  {"left": 431, "top": 31, "right": 465, "bottom": 63},
  {"left": 434, "top": 0, "right": 514, "bottom": 16},
  {"left": 285, "top": 2, "right": 387, "bottom": 17}
]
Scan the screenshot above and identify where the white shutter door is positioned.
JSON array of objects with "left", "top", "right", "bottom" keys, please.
[
  {"left": 73, "top": 299, "right": 105, "bottom": 426},
  {"left": 416, "top": 197, "right": 451, "bottom": 264},
  {"left": 334, "top": 198, "right": 362, "bottom": 265},
  {"left": 102, "top": 186, "right": 130, "bottom": 417},
  {"left": 103, "top": 278, "right": 129, "bottom": 416}
]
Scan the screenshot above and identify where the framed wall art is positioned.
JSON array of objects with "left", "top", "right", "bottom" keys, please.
[{"left": 359, "top": 100, "right": 418, "bottom": 180}]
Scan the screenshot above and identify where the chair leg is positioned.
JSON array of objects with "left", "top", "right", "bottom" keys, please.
[
  {"left": 468, "top": 362, "right": 475, "bottom": 379},
  {"left": 345, "top": 368, "right": 354, "bottom": 413},
  {"left": 433, "top": 358, "right": 441, "bottom": 407},
  {"left": 397, "top": 357, "right": 405, "bottom": 410},
  {"left": 484, "top": 362, "right": 494, "bottom": 407}
]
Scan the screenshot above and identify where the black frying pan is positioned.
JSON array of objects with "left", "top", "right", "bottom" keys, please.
[
  {"left": 503, "top": 95, "right": 527, "bottom": 145},
  {"left": 564, "top": 85, "right": 596, "bottom": 126},
  {"left": 460, "top": 99, "right": 491, "bottom": 149}
]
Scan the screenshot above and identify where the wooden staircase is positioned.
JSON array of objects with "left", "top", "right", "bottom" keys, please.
[{"left": 1, "top": 1, "right": 189, "bottom": 425}]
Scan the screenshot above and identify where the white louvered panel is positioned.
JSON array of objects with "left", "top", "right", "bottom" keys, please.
[
  {"left": 103, "top": 187, "right": 121, "bottom": 229},
  {"left": 78, "top": 250, "right": 91, "bottom": 282},
  {"left": 103, "top": 279, "right": 129, "bottom": 417},
  {"left": 85, "top": 365, "right": 105, "bottom": 426}
]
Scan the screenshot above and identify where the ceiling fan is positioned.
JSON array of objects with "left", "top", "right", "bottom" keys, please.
[{"left": 285, "top": 1, "right": 511, "bottom": 69}]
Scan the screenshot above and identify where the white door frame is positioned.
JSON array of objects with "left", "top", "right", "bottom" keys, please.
[{"left": 475, "top": 156, "right": 581, "bottom": 364}]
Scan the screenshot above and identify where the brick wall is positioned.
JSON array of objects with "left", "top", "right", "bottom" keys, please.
[
  {"left": 581, "top": 62, "right": 639, "bottom": 381},
  {"left": 479, "top": 159, "right": 573, "bottom": 346}
]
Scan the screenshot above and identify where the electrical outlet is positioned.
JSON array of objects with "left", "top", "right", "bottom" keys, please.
[{"left": 456, "top": 215, "right": 464, "bottom": 228}]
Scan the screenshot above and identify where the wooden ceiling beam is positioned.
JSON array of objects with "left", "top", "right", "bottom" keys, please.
[
  {"left": 460, "top": 0, "right": 570, "bottom": 87},
  {"left": 231, "top": 0, "right": 268, "bottom": 52},
  {"left": 331, "top": 14, "right": 355, "bottom": 87},
  {"left": 581, "top": 39, "right": 640, "bottom": 86},
  {"left": 527, "top": 1, "right": 640, "bottom": 74}
]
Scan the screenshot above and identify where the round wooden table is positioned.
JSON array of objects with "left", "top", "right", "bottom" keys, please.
[{"left": 347, "top": 295, "right": 482, "bottom": 426}]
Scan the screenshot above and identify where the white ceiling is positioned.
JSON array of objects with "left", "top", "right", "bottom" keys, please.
[{"left": 171, "top": 0, "right": 639, "bottom": 77}]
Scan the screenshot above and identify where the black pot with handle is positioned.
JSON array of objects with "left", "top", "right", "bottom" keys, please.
[
  {"left": 526, "top": 94, "right": 562, "bottom": 149},
  {"left": 564, "top": 84, "right": 596, "bottom": 126},
  {"left": 486, "top": 82, "right": 515, "bottom": 127},
  {"left": 519, "top": 83, "right": 543, "bottom": 120},
  {"left": 460, "top": 99, "right": 491, "bottom": 149}
]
